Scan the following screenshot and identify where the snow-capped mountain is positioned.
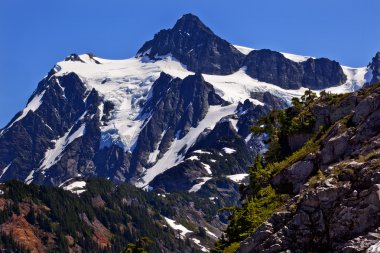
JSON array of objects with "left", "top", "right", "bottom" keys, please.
[{"left": 0, "top": 13, "right": 376, "bottom": 194}]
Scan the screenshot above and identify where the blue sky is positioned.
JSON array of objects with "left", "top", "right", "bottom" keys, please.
[{"left": 0, "top": 0, "right": 379, "bottom": 127}]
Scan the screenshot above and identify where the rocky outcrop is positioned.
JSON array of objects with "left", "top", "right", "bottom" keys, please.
[
  {"left": 369, "top": 52, "right": 380, "bottom": 85},
  {"left": 130, "top": 72, "right": 225, "bottom": 175},
  {"left": 240, "top": 160, "right": 380, "bottom": 253},
  {"left": 237, "top": 83, "right": 380, "bottom": 252},
  {"left": 272, "top": 154, "right": 316, "bottom": 194},
  {"left": 137, "top": 14, "right": 245, "bottom": 75},
  {"left": 150, "top": 119, "right": 253, "bottom": 192},
  {"left": 243, "top": 49, "right": 347, "bottom": 90},
  {"left": 138, "top": 14, "right": 348, "bottom": 90}
]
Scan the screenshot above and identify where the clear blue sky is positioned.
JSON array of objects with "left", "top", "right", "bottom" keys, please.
[{"left": 1, "top": 0, "right": 379, "bottom": 128}]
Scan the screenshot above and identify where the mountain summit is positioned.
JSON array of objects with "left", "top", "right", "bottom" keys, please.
[{"left": 137, "top": 13, "right": 245, "bottom": 75}]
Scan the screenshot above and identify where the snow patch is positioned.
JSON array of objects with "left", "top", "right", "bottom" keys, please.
[
  {"left": 203, "top": 68, "right": 302, "bottom": 105},
  {"left": 281, "top": 52, "right": 312, "bottom": 63},
  {"left": 326, "top": 66, "right": 371, "bottom": 93},
  {"left": 63, "top": 181, "right": 87, "bottom": 194},
  {"left": 40, "top": 122, "right": 86, "bottom": 172},
  {"left": 2, "top": 91, "right": 46, "bottom": 133},
  {"left": 229, "top": 118, "right": 239, "bottom": 132},
  {"left": 187, "top": 156, "right": 199, "bottom": 161},
  {"left": 0, "top": 162, "right": 12, "bottom": 179},
  {"left": 222, "top": 147, "right": 236, "bottom": 154},
  {"left": 193, "top": 150, "right": 212, "bottom": 155},
  {"left": 367, "top": 241, "right": 380, "bottom": 253},
  {"left": 148, "top": 129, "right": 167, "bottom": 163},
  {"left": 188, "top": 177, "right": 212, "bottom": 193},
  {"left": 245, "top": 133, "right": 252, "bottom": 143},
  {"left": 190, "top": 238, "right": 208, "bottom": 252},
  {"left": 204, "top": 227, "right": 218, "bottom": 239},
  {"left": 201, "top": 162, "right": 212, "bottom": 175},
  {"left": 233, "top": 45, "right": 254, "bottom": 55},
  {"left": 25, "top": 170, "right": 35, "bottom": 185},
  {"left": 163, "top": 217, "right": 192, "bottom": 239},
  {"left": 226, "top": 173, "right": 249, "bottom": 183}
]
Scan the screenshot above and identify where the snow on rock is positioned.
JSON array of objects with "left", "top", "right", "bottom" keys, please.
[
  {"left": 233, "top": 45, "right": 254, "bottom": 55},
  {"left": 367, "top": 241, "right": 380, "bottom": 253},
  {"left": 281, "top": 52, "right": 312, "bottom": 63},
  {"left": 47, "top": 51, "right": 367, "bottom": 157},
  {"left": 326, "top": 66, "right": 371, "bottom": 93},
  {"left": 163, "top": 217, "right": 193, "bottom": 239},
  {"left": 226, "top": 173, "right": 249, "bottom": 183},
  {"left": 62, "top": 181, "right": 87, "bottom": 194},
  {"left": 204, "top": 227, "right": 218, "bottom": 239},
  {"left": 148, "top": 130, "right": 167, "bottom": 163},
  {"left": 201, "top": 162, "right": 212, "bottom": 175},
  {"left": 193, "top": 150, "right": 212, "bottom": 155},
  {"left": 229, "top": 118, "right": 239, "bottom": 132},
  {"left": 24, "top": 49, "right": 369, "bottom": 187},
  {"left": 245, "top": 133, "right": 253, "bottom": 143},
  {"left": 203, "top": 68, "right": 296, "bottom": 105},
  {"left": 0, "top": 162, "right": 12, "bottom": 179},
  {"left": 189, "top": 177, "right": 212, "bottom": 193},
  {"left": 54, "top": 54, "right": 193, "bottom": 152},
  {"left": 190, "top": 238, "right": 209, "bottom": 252},
  {"left": 1, "top": 91, "right": 46, "bottom": 134},
  {"left": 187, "top": 156, "right": 200, "bottom": 161},
  {"left": 40, "top": 122, "right": 86, "bottom": 172},
  {"left": 25, "top": 170, "right": 35, "bottom": 185},
  {"left": 136, "top": 104, "right": 237, "bottom": 188},
  {"left": 222, "top": 147, "right": 237, "bottom": 154}
]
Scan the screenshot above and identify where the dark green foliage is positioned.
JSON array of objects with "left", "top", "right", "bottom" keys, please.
[
  {"left": 251, "top": 89, "right": 317, "bottom": 163},
  {"left": 120, "top": 237, "right": 153, "bottom": 253}
]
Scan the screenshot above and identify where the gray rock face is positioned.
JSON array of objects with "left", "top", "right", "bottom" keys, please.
[
  {"left": 237, "top": 83, "right": 380, "bottom": 253},
  {"left": 0, "top": 73, "right": 93, "bottom": 183},
  {"left": 138, "top": 14, "right": 348, "bottom": 90},
  {"left": 272, "top": 158, "right": 316, "bottom": 194},
  {"left": 369, "top": 52, "right": 380, "bottom": 85},
  {"left": 130, "top": 72, "right": 225, "bottom": 175},
  {"left": 243, "top": 49, "right": 347, "bottom": 90},
  {"left": 137, "top": 14, "right": 245, "bottom": 75}
]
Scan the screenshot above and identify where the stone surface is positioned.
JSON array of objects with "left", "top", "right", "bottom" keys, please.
[
  {"left": 137, "top": 14, "right": 245, "bottom": 75},
  {"left": 238, "top": 83, "right": 380, "bottom": 252},
  {"left": 243, "top": 49, "right": 347, "bottom": 90}
]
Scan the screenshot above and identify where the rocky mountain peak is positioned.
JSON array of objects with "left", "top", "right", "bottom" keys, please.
[
  {"left": 172, "top": 13, "right": 213, "bottom": 35},
  {"left": 65, "top": 53, "right": 85, "bottom": 63},
  {"left": 136, "top": 13, "right": 244, "bottom": 75}
]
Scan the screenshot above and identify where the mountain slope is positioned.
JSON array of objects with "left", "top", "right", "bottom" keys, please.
[
  {"left": 214, "top": 83, "right": 380, "bottom": 252},
  {"left": 0, "top": 178, "right": 219, "bottom": 252}
]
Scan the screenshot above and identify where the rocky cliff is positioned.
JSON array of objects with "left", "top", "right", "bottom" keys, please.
[{"left": 232, "top": 83, "right": 380, "bottom": 252}]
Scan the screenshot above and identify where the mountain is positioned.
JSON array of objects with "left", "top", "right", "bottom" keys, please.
[
  {"left": 214, "top": 83, "right": 380, "bottom": 252},
  {"left": 137, "top": 13, "right": 245, "bottom": 75},
  {"left": 0, "top": 13, "right": 379, "bottom": 252}
]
